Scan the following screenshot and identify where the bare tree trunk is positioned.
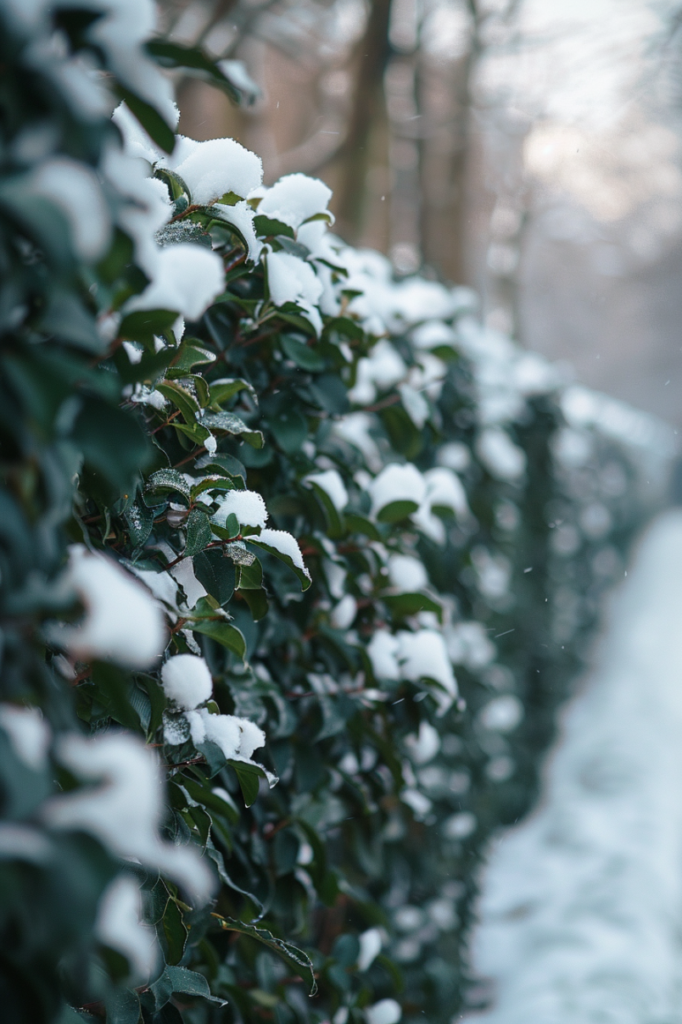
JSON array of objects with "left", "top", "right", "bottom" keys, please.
[
  {"left": 418, "top": 43, "right": 475, "bottom": 285},
  {"left": 332, "top": 0, "right": 393, "bottom": 242}
]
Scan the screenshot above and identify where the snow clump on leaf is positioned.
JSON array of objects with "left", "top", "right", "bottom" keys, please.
[
  {"left": 0, "top": 705, "right": 50, "bottom": 771},
  {"left": 257, "top": 528, "right": 311, "bottom": 582},
  {"left": 369, "top": 464, "right": 426, "bottom": 518},
  {"left": 213, "top": 489, "right": 268, "bottom": 529},
  {"left": 257, "top": 172, "right": 333, "bottom": 229},
  {"left": 161, "top": 654, "right": 213, "bottom": 710},
  {"left": 185, "top": 710, "right": 275, "bottom": 784},
  {"left": 305, "top": 470, "right": 349, "bottom": 511},
  {"left": 43, "top": 732, "right": 215, "bottom": 904},
  {"left": 96, "top": 873, "right": 159, "bottom": 982},
  {"left": 387, "top": 554, "right": 429, "bottom": 593},
  {"left": 49, "top": 546, "right": 167, "bottom": 670},
  {"left": 397, "top": 630, "right": 458, "bottom": 714},
  {"left": 127, "top": 243, "right": 225, "bottom": 320},
  {"left": 265, "top": 250, "right": 324, "bottom": 334},
  {"left": 28, "top": 157, "right": 111, "bottom": 260},
  {"left": 165, "top": 136, "right": 263, "bottom": 205}
]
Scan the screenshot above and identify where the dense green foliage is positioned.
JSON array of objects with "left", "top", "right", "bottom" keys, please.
[{"left": 0, "top": 3, "right": 670, "bottom": 1023}]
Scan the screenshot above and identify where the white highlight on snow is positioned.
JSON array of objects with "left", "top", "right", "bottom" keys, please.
[
  {"left": 365, "top": 998, "right": 402, "bottom": 1024},
  {"left": 265, "top": 250, "right": 323, "bottom": 334},
  {"left": 444, "top": 811, "right": 477, "bottom": 840},
  {"left": 257, "top": 173, "right": 333, "bottom": 230},
  {"left": 367, "top": 630, "right": 401, "bottom": 681},
  {"left": 330, "top": 594, "right": 357, "bottom": 630},
  {"left": 405, "top": 721, "right": 441, "bottom": 764},
  {"left": 468, "top": 510, "right": 682, "bottom": 1023},
  {"left": 438, "top": 441, "right": 471, "bottom": 472},
  {"left": 411, "top": 319, "right": 457, "bottom": 349},
  {"left": 305, "top": 470, "right": 349, "bottom": 511},
  {"left": 476, "top": 428, "right": 527, "bottom": 482},
  {"left": 50, "top": 546, "right": 167, "bottom": 669},
  {"left": 43, "top": 732, "right": 214, "bottom": 903},
  {"left": 0, "top": 705, "right": 50, "bottom": 771},
  {"left": 167, "top": 137, "right": 263, "bottom": 205},
  {"left": 127, "top": 243, "right": 224, "bottom": 321},
  {"left": 445, "top": 621, "right": 496, "bottom": 670},
  {"left": 478, "top": 695, "right": 524, "bottom": 733},
  {"left": 161, "top": 654, "right": 213, "bottom": 710},
  {"left": 112, "top": 102, "right": 161, "bottom": 164},
  {"left": 357, "top": 927, "right": 383, "bottom": 971},
  {"left": 387, "top": 554, "right": 429, "bottom": 593},
  {"left": 214, "top": 489, "right": 268, "bottom": 529},
  {"left": 103, "top": 143, "right": 172, "bottom": 275},
  {"left": 96, "top": 873, "right": 159, "bottom": 982},
  {"left": 29, "top": 157, "right": 111, "bottom": 260},
  {"left": 397, "top": 630, "right": 458, "bottom": 714}
]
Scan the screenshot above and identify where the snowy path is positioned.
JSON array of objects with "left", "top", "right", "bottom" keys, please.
[{"left": 467, "top": 510, "right": 682, "bottom": 1023}]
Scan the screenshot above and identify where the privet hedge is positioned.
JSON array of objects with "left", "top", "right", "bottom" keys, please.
[{"left": 0, "top": 2, "right": 673, "bottom": 1023}]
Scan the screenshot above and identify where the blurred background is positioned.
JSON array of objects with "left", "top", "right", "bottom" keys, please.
[{"left": 159, "top": 0, "right": 682, "bottom": 425}]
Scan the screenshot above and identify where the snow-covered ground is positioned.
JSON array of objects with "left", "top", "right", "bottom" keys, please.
[{"left": 467, "top": 509, "right": 682, "bottom": 1022}]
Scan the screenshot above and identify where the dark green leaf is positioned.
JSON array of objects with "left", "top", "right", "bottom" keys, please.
[
  {"left": 168, "top": 340, "right": 216, "bottom": 373},
  {"left": 214, "top": 917, "right": 317, "bottom": 995},
  {"left": 103, "top": 988, "right": 140, "bottom": 1024},
  {"left": 191, "top": 614, "right": 246, "bottom": 658},
  {"left": 163, "top": 897, "right": 188, "bottom": 966},
  {"left": 184, "top": 508, "right": 212, "bottom": 557},
  {"left": 138, "top": 675, "right": 167, "bottom": 736},
  {"left": 124, "top": 502, "right": 155, "bottom": 547},
  {"left": 281, "top": 334, "right": 325, "bottom": 371},
  {"left": 155, "top": 379, "right": 200, "bottom": 422},
  {"left": 383, "top": 592, "right": 442, "bottom": 618},
  {"left": 72, "top": 399, "right": 152, "bottom": 491},
  {"left": 209, "top": 377, "right": 258, "bottom": 408},
  {"left": 306, "top": 480, "right": 343, "bottom": 537},
  {"left": 201, "top": 411, "right": 264, "bottom": 448},
  {"left": 228, "top": 759, "right": 265, "bottom": 807},
  {"left": 165, "top": 965, "right": 225, "bottom": 1004},
  {"left": 344, "top": 512, "right": 383, "bottom": 541},
  {"left": 153, "top": 167, "right": 190, "bottom": 202},
  {"left": 239, "top": 586, "right": 269, "bottom": 621},
  {"left": 145, "top": 468, "right": 191, "bottom": 504},
  {"left": 193, "top": 548, "right": 235, "bottom": 605},
  {"left": 237, "top": 558, "right": 263, "bottom": 589},
  {"left": 268, "top": 408, "right": 307, "bottom": 454},
  {"left": 115, "top": 86, "right": 176, "bottom": 153},
  {"left": 195, "top": 452, "right": 247, "bottom": 482},
  {"left": 145, "top": 41, "right": 241, "bottom": 104},
  {"left": 248, "top": 535, "right": 312, "bottom": 591},
  {"left": 119, "top": 309, "right": 179, "bottom": 348},
  {"left": 376, "top": 499, "right": 420, "bottom": 523}
]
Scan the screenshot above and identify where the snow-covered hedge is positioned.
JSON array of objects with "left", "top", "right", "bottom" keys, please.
[{"left": 0, "top": 1, "right": 674, "bottom": 1022}]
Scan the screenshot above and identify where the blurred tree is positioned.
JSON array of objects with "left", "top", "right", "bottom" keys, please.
[{"left": 155, "top": 0, "right": 526, "bottom": 285}]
